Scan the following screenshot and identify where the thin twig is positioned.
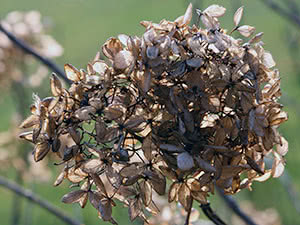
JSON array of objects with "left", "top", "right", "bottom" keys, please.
[
  {"left": 0, "top": 176, "right": 82, "bottom": 225},
  {"left": 217, "top": 188, "right": 258, "bottom": 225},
  {"left": 0, "top": 23, "right": 71, "bottom": 85},
  {"left": 200, "top": 203, "right": 227, "bottom": 225},
  {"left": 260, "top": 0, "right": 300, "bottom": 28}
]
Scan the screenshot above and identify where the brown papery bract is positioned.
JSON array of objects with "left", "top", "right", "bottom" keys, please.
[{"left": 19, "top": 4, "right": 288, "bottom": 224}]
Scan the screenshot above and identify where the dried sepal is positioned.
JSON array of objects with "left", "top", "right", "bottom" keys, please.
[
  {"left": 64, "top": 64, "right": 80, "bottom": 82},
  {"left": 234, "top": 6, "right": 244, "bottom": 27},
  {"left": 203, "top": 5, "right": 226, "bottom": 18},
  {"left": 113, "top": 50, "right": 134, "bottom": 70},
  {"left": 237, "top": 25, "right": 256, "bottom": 37},
  {"left": 33, "top": 141, "right": 50, "bottom": 162},
  {"left": 50, "top": 73, "right": 62, "bottom": 96},
  {"left": 61, "top": 190, "right": 87, "bottom": 204},
  {"left": 19, "top": 115, "right": 39, "bottom": 129},
  {"left": 178, "top": 183, "right": 192, "bottom": 211},
  {"left": 129, "top": 197, "right": 142, "bottom": 221}
]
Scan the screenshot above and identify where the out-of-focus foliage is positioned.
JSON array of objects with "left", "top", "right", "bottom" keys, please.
[
  {"left": 0, "top": 10, "right": 63, "bottom": 89},
  {"left": 231, "top": 201, "right": 281, "bottom": 225}
]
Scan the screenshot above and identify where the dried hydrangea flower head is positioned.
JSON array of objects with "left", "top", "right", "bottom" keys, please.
[
  {"left": 19, "top": 4, "right": 288, "bottom": 224},
  {"left": 0, "top": 11, "right": 63, "bottom": 88}
]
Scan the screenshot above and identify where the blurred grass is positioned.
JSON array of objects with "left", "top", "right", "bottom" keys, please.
[{"left": 0, "top": 0, "right": 300, "bottom": 224}]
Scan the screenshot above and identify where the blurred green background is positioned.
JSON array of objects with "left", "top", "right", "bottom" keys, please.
[{"left": 0, "top": 0, "right": 300, "bottom": 224}]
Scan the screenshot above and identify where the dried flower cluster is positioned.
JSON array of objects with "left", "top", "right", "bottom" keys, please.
[
  {"left": 0, "top": 10, "right": 63, "bottom": 88},
  {"left": 19, "top": 4, "right": 288, "bottom": 224}
]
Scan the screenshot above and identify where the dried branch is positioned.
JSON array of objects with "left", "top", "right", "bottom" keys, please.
[
  {"left": 200, "top": 203, "right": 227, "bottom": 225},
  {"left": 217, "top": 188, "right": 258, "bottom": 225},
  {"left": 0, "top": 23, "right": 71, "bottom": 85},
  {"left": 260, "top": 0, "right": 300, "bottom": 28},
  {"left": 0, "top": 176, "right": 82, "bottom": 225}
]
